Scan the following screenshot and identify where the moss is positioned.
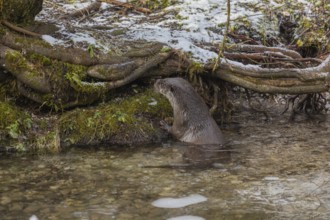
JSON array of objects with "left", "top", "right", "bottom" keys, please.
[
  {"left": 189, "top": 61, "right": 204, "bottom": 74},
  {"left": 132, "top": 0, "right": 176, "bottom": 10},
  {"left": 59, "top": 88, "right": 172, "bottom": 145},
  {"left": 0, "top": 79, "right": 17, "bottom": 101},
  {"left": 5, "top": 50, "right": 28, "bottom": 69},
  {"left": 13, "top": 35, "right": 54, "bottom": 49},
  {"left": 0, "top": 85, "right": 172, "bottom": 152},
  {"left": 5, "top": 49, "right": 102, "bottom": 109},
  {"left": 30, "top": 130, "right": 61, "bottom": 154},
  {"left": 0, "top": 102, "right": 31, "bottom": 133},
  {"left": 111, "top": 29, "right": 127, "bottom": 36},
  {"left": 28, "top": 52, "right": 52, "bottom": 66},
  {"left": 2, "top": 0, "right": 43, "bottom": 24},
  {"left": 26, "top": 52, "right": 105, "bottom": 96},
  {"left": 0, "top": 101, "right": 32, "bottom": 151}
]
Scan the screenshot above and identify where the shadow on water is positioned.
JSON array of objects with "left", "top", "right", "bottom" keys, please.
[{"left": 0, "top": 112, "right": 330, "bottom": 219}]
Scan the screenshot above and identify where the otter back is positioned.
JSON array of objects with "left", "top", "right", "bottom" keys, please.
[{"left": 154, "top": 77, "right": 224, "bottom": 145}]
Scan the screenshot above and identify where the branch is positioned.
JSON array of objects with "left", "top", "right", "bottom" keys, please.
[
  {"left": 210, "top": 57, "right": 329, "bottom": 82},
  {"left": 207, "top": 55, "right": 330, "bottom": 94},
  {"left": 99, "top": 0, "right": 151, "bottom": 14},
  {"left": 1, "top": 46, "right": 51, "bottom": 93},
  {"left": 1, "top": 32, "right": 129, "bottom": 66},
  {"left": 87, "top": 60, "right": 143, "bottom": 80},
  {"left": 84, "top": 52, "right": 173, "bottom": 91},
  {"left": 62, "top": 1, "right": 101, "bottom": 18},
  {"left": 1, "top": 20, "right": 41, "bottom": 38},
  {"left": 226, "top": 44, "right": 302, "bottom": 59},
  {"left": 216, "top": 70, "right": 328, "bottom": 94}
]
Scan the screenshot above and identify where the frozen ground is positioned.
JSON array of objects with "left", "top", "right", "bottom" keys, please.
[{"left": 36, "top": 0, "right": 313, "bottom": 61}]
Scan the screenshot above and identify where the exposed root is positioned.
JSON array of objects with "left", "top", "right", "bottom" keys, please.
[
  {"left": 209, "top": 83, "right": 219, "bottom": 115},
  {"left": 245, "top": 89, "right": 269, "bottom": 121},
  {"left": 282, "top": 93, "right": 328, "bottom": 121}
]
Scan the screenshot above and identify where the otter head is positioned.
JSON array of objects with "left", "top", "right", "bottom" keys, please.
[{"left": 154, "top": 78, "right": 190, "bottom": 109}]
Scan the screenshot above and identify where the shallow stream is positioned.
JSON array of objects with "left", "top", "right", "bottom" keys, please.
[{"left": 1, "top": 110, "right": 329, "bottom": 220}]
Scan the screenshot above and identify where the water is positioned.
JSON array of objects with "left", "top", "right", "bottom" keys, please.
[{"left": 0, "top": 111, "right": 329, "bottom": 220}]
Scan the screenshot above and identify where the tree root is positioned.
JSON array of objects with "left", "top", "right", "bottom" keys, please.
[
  {"left": 1, "top": 28, "right": 329, "bottom": 110},
  {"left": 245, "top": 89, "right": 269, "bottom": 121},
  {"left": 282, "top": 93, "right": 328, "bottom": 121}
]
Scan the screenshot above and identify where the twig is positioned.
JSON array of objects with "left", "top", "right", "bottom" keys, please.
[
  {"left": 212, "top": 0, "right": 231, "bottom": 72},
  {"left": 222, "top": 52, "right": 322, "bottom": 65}
]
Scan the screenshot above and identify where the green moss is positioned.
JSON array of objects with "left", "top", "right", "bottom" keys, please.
[
  {"left": 31, "top": 130, "right": 61, "bottom": 153},
  {"left": 59, "top": 88, "right": 172, "bottom": 145},
  {"left": 14, "top": 35, "right": 53, "bottom": 49},
  {"left": 28, "top": 52, "right": 52, "bottom": 66},
  {"left": 5, "top": 50, "right": 28, "bottom": 69},
  {"left": 189, "top": 62, "right": 204, "bottom": 74},
  {"left": 0, "top": 102, "right": 31, "bottom": 133},
  {"left": 0, "top": 101, "right": 32, "bottom": 151},
  {"left": 2, "top": 0, "right": 43, "bottom": 24},
  {"left": 0, "top": 79, "right": 15, "bottom": 102},
  {"left": 26, "top": 52, "right": 103, "bottom": 95},
  {"left": 133, "top": 0, "right": 177, "bottom": 10},
  {"left": 111, "top": 29, "right": 127, "bottom": 36}
]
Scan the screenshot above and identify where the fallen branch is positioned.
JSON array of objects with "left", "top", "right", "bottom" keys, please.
[
  {"left": 214, "top": 70, "right": 328, "bottom": 94},
  {"left": 212, "top": 57, "right": 329, "bottom": 82},
  {"left": 225, "top": 44, "right": 302, "bottom": 59},
  {"left": 1, "top": 20, "right": 41, "bottom": 38},
  {"left": 223, "top": 52, "right": 323, "bottom": 65},
  {"left": 99, "top": 0, "right": 151, "bottom": 14},
  {"left": 62, "top": 1, "right": 101, "bottom": 18}
]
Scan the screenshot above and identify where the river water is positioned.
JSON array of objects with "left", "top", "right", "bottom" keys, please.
[{"left": 1, "top": 108, "right": 329, "bottom": 220}]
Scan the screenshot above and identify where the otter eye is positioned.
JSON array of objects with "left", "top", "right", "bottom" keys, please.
[{"left": 169, "top": 86, "right": 174, "bottom": 92}]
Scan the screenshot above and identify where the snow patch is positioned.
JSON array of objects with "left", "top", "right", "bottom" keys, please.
[
  {"left": 152, "top": 194, "right": 207, "bottom": 208},
  {"left": 42, "top": 35, "right": 64, "bottom": 46}
]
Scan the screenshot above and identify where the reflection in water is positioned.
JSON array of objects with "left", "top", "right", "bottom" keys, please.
[
  {"left": 167, "top": 215, "right": 205, "bottom": 220},
  {"left": 144, "top": 143, "right": 232, "bottom": 169},
  {"left": 0, "top": 111, "right": 329, "bottom": 219},
  {"left": 152, "top": 194, "right": 207, "bottom": 208}
]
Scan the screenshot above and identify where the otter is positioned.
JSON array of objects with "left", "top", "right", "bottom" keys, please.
[{"left": 154, "top": 77, "right": 224, "bottom": 145}]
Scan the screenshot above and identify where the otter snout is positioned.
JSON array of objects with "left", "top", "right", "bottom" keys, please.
[{"left": 154, "top": 79, "right": 163, "bottom": 94}]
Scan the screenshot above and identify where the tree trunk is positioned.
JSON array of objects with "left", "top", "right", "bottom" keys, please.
[{"left": 0, "top": 0, "right": 43, "bottom": 23}]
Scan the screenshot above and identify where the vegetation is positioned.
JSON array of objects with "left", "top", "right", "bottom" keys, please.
[
  {"left": 59, "top": 88, "right": 172, "bottom": 146},
  {"left": 0, "top": 0, "right": 329, "bottom": 152}
]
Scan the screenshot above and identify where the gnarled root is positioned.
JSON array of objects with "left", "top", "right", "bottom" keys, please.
[{"left": 282, "top": 93, "right": 327, "bottom": 121}]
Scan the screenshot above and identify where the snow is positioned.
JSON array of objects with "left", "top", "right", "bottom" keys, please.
[
  {"left": 42, "top": 35, "right": 64, "bottom": 46},
  {"left": 35, "top": 0, "right": 314, "bottom": 62},
  {"left": 29, "top": 215, "right": 39, "bottom": 220}
]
